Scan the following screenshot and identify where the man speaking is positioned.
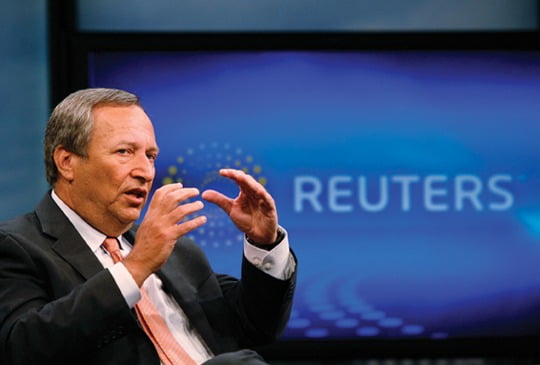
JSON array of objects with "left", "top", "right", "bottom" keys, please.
[{"left": 0, "top": 88, "right": 296, "bottom": 364}]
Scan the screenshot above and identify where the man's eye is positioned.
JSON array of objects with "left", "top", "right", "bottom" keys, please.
[
  {"left": 147, "top": 154, "right": 157, "bottom": 161},
  {"left": 117, "top": 149, "right": 129, "bottom": 155}
]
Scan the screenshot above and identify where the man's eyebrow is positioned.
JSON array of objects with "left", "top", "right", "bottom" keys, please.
[{"left": 116, "top": 141, "right": 160, "bottom": 153}]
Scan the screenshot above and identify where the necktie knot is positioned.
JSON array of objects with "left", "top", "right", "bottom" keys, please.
[{"left": 102, "top": 237, "right": 123, "bottom": 263}]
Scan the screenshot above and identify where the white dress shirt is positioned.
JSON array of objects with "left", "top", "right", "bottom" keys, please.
[{"left": 51, "top": 190, "right": 295, "bottom": 364}]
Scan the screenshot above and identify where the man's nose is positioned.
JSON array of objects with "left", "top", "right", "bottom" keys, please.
[{"left": 131, "top": 152, "right": 155, "bottom": 182}]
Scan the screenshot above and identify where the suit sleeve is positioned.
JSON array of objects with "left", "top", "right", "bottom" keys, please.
[{"left": 219, "top": 251, "right": 297, "bottom": 346}]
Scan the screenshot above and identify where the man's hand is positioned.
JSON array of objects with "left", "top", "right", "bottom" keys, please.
[
  {"left": 202, "top": 169, "right": 278, "bottom": 245},
  {"left": 123, "top": 183, "right": 207, "bottom": 286}
]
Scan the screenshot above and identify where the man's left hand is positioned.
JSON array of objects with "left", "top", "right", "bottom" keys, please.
[{"left": 201, "top": 169, "right": 278, "bottom": 245}]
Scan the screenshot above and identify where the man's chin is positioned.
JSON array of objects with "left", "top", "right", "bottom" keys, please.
[{"left": 118, "top": 208, "right": 143, "bottom": 225}]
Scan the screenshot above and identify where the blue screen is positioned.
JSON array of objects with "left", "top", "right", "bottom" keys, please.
[{"left": 88, "top": 50, "right": 540, "bottom": 341}]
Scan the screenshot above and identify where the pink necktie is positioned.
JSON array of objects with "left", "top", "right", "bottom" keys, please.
[{"left": 102, "top": 237, "right": 197, "bottom": 365}]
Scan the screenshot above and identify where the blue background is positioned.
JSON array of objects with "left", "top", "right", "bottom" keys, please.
[
  {"left": 2, "top": 1, "right": 537, "bottom": 223},
  {"left": 88, "top": 50, "right": 540, "bottom": 341}
]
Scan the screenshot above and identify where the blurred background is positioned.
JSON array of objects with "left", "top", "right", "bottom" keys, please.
[
  {"left": 1, "top": 0, "right": 538, "bottom": 221},
  {"left": 1, "top": 1, "right": 539, "bottom": 364},
  {"left": 0, "top": 0, "right": 538, "bottom": 219}
]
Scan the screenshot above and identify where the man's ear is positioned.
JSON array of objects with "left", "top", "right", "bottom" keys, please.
[{"left": 53, "top": 145, "right": 77, "bottom": 182}]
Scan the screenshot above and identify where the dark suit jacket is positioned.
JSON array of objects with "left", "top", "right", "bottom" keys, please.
[{"left": 0, "top": 193, "right": 296, "bottom": 365}]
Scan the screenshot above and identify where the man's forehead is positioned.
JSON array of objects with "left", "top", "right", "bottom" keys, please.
[
  {"left": 89, "top": 105, "right": 157, "bottom": 147},
  {"left": 92, "top": 103, "right": 146, "bottom": 119},
  {"left": 91, "top": 105, "right": 153, "bottom": 129}
]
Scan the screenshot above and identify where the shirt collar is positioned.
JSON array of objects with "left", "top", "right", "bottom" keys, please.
[{"left": 50, "top": 190, "right": 122, "bottom": 254}]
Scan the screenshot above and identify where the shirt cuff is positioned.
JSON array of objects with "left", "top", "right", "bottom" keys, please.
[
  {"left": 244, "top": 226, "right": 296, "bottom": 280},
  {"left": 108, "top": 262, "right": 141, "bottom": 308}
]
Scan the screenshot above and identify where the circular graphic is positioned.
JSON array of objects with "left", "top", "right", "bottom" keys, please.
[{"left": 157, "top": 142, "right": 267, "bottom": 249}]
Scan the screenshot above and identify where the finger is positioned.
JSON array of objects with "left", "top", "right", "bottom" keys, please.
[
  {"left": 256, "top": 194, "right": 277, "bottom": 214},
  {"left": 163, "top": 186, "right": 200, "bottom": 202},
  {"left": 148, "top": 183, "right": 183, "bottom": 208},
  {"left": 219, "top": 169, "right": 267, "bottom": 197},
  {"left": 151, "top": 186, "right": 201, "bottom": 211},
  {"left": 170, "top": 200, "right": 205, "bottom": 223},
  {"left": 237, "top": 176, "right": 276, "bottom": 210},
  {"left": 219, "top": 169, "right": 277, "bottom": 213},
  {"left": 219, "top": 168, "right": 251, "bottom": 186},
  {"left": 201, "top": 189, "right": 233, "bottom": 214},
  {"left": 153, "top": 182, "right": 184, "bottom": 197},
  {"left": 175, "top": 215, "right": 207, "bottom": 236}
]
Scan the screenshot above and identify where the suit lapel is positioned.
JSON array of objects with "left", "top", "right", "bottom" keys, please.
[
  {"left": 36, "top": 193, "right": 104, "bottom": 280},
  {"left": 37, "top": 196, "right": 222, "bottom": 354}
]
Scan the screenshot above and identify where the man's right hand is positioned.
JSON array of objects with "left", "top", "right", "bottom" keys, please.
[{"left": 123, "top": 183, "right": 207, "bottom": 286}]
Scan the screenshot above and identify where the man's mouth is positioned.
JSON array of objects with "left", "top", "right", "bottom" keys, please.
[{"left": 125, "top": 188, "right": 147, "bottom": 203}]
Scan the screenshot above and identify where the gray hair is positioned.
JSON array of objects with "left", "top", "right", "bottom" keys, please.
[{"left": 44, "top": 88, "right": 141, "bottom": 185}]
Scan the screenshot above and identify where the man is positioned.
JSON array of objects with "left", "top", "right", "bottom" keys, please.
[{"left": 0, "top": 88, "right": 296, "bottom": 364}]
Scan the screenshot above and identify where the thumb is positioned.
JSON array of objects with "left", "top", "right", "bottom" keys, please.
[{"left": 202, "top": 189, "right": 233, "bottom": 214}]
